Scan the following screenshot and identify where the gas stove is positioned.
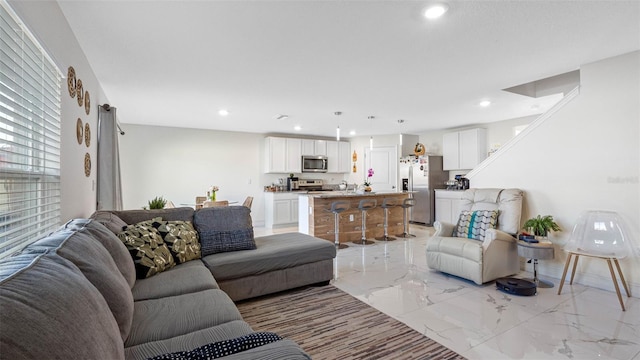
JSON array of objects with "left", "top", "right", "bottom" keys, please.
[{"left": 298, "top": 179, "right": 324, "bottom": 191}]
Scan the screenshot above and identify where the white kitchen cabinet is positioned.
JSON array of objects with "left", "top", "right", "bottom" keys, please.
[
  {"left": 442, "top": 128, "right": 486, "bottom": 170},
  {"left": 265, "top": 192, "right": 299, "bottom": 228},
  {"left": 326, "top": 140, "right": 351, "bottom": 173},
  {"left": 435, "top": 190, "right": 465, "bottom": 224},
  {"left": 442, "top": 132, "right": 460, "bottom": 171},
  {"left": 264, "top": 137, "right": 301, "bottom": 173},
  {"left": 265, "top": 137, "right": 286, "bottom": 173},
  {"left": 302, "top": 139, "right": 327, "bottom": 156},
  {"left": 285, "top": 138, "right": 302, "bottom": 173}
]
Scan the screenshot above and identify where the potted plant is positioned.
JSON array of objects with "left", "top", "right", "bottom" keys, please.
[
  {"left": 363, "top": 168, "right": 374, "bottom": 192},
  {"left": 523, "top": 215, "right": 561, "bottom": 238},
  {"left": 146, "top": 196, "right": 167, "bottom": 209}
]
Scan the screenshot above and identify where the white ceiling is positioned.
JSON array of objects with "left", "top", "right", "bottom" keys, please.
[{"left": 57, "top": 0, "right": 640, "bottom": 138}]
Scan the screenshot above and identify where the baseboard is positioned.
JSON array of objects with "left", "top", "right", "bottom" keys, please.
[{"left": 521, "top": 258, "right": 638, "bottom": 298}]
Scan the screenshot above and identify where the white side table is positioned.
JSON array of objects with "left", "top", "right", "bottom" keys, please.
[{"left": 517, "top": 240, "right": 555, "bottom": 288}]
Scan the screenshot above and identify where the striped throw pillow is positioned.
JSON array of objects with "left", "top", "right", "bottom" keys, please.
[{"left": 454, "top": 210, "right": 499, "bottom": 241}]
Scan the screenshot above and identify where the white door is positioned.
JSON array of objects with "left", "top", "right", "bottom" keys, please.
[{"left": 365, "top": 146, "right": 398, "bottom": 192}]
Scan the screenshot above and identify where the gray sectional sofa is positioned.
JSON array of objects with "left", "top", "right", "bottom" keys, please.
[{"left": 0, "top": 206, "right": 336, "bottom": 359}]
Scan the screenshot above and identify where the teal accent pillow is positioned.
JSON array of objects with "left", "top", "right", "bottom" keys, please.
[{"left": 454, "top": 210, "right": 499, "bottom": 241}]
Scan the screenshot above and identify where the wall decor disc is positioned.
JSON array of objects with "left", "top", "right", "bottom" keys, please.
[
  {"left": 84, "top": 123, "right": 91, "bottom": 147},
  {"left": 67, "top": 66, "right": 76, "bottom": 97},
  {"left": 84, "top": 91, "right": 90, "bottom": 115},
  {"left": 76, "top": 118, "right": 83, "bottom": 144},
  {"left": 84, "top": 153, "right": 91, "bottom": 177},
  {"left": 76, "top": 79, "right": 84, "bottom": 106}
]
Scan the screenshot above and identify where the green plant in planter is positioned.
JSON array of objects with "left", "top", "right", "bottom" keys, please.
[
  {"left": 146, "top": 196, "right": 167, "bottom": 210},
  {"left": 523, "top": 215, "right": 561, "bottom": 237}
]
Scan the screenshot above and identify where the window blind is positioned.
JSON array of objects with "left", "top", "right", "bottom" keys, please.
[{"left": 0, "top": 1, "right": 62, "bottom": 259}]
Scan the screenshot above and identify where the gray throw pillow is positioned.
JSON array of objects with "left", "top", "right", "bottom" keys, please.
[{"left": 194, "top": 206, "right": 256, "bottom": 256}]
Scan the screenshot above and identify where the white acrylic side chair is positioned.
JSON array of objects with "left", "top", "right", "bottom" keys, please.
[{"left": 558, "top": 210, "right": 631, "bottom": 311}]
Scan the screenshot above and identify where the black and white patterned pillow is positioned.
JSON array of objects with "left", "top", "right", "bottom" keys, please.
[
  {"left": 454, "top": 210, "right": 499, "bottom": 241},
  {"left": 148, "top": 332, "right": 282, "bottom": 360},
  {"left": 151, "top": 220, "right": 201, "bottom": 264},
  {"left": 117, "top": 219, "right": 175, "bottom": 278}
]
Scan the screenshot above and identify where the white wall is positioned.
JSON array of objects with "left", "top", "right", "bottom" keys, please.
[
  {"left": 119, "top": 125, "right": 268, "bottom": 225},
  {"left": 119, "top": 126, "right": 360, "bottom": 226},
  {"left": 9, "top": 1, "right": 109, "bottom": 220},
  {"left": 469, "top": 51, "right": 640, "bottom": 295}
]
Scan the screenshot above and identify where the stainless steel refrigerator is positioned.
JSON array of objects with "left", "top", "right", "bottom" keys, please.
[{"left": 399, "top": 155, "right": 449, "bottom": 225}]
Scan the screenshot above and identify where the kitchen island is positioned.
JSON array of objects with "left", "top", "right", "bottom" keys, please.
[{"left": 298, "top": 191, "right": 410, "bottom": 243}]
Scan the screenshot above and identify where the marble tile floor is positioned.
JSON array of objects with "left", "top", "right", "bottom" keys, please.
[{"left": 254, "top": 225, "right": 639, "bottom": 360}]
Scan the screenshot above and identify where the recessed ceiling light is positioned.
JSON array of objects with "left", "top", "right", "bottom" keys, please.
[
  {"left": 218, "top": 109, "right": 229, "bottom": 116},
  {"left": 294, "top": 125, "right": 302, "bottom": 131},
  {"left": 349, "top": 130, "right": 356, "bottom": 136},
  {"left": 424, "top": 4, "right": 448, "bottom": 19},
  {"left": 479, "top": 100, "right": 491, "bottom": 107}
]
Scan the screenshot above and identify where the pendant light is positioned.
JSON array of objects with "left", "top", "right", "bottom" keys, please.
[
  {"left": 368, "top": 116, "right": 375, "bottom": 150},
  {"left": 334, "top": 111, "right": 342, "bottom": 141},
  {"left": 398, "top": 119, "right": 405, "bottom": 146}
]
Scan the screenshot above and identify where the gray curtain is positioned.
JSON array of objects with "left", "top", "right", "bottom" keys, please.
[{"left": 97, "top": 105, "right": 123, "bottom": 210}]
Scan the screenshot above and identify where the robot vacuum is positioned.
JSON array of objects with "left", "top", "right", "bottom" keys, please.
[{"left": 496, "top": 277, "right": 537, "bottom": 296}]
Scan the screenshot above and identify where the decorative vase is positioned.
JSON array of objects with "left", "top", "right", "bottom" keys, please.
[
  {"left": 364, "top": 186, "right": 372, "bottom": 192},
  {"left": 210, "top": 192, "right": 216, "bottom": 201}
]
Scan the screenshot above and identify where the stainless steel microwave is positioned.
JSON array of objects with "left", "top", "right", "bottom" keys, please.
[{"left": 302, "top": 155, "right": 328, "bottom": 173}]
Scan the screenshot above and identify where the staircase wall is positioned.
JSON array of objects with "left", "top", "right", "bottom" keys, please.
[{"left": 468, "top": 51, "right": 640, "bottom": 295}]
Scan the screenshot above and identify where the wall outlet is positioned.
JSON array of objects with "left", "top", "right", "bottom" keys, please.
[
  {"left": 349, "top": 214, "right": 354, "bottom": 221},
  {"left": 247, "top": 178, "right": 251, "bottom": 184}
]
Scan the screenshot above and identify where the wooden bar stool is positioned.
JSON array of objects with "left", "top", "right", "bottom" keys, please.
[
  {"left": 396, "top": 198, "right": 416, "bottom": 238},
  {"left": 375, "top": 198, "right": 397, "bottom": 241},
  {"left": 326, "top": 201, "right": 350, "bottom": 249},
  {"left": 355, "top": 199, "right": 377, "bottom": 245}
]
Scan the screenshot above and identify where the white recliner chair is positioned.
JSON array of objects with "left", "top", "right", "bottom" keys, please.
[{"left": 426, "top": 188, "right": 524, "bottom": 285}]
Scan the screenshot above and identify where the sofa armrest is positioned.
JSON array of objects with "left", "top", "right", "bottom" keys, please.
[
  {"left": 482, "top": 229, "right": 516, "bottom": 250},
  {"left": 433, "top": 221, "right": 455, "bottom": 237}
]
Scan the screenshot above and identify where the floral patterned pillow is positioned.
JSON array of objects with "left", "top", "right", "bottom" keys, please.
[{"left": 117, "top": 219, "right": 175, "bottom": 278}]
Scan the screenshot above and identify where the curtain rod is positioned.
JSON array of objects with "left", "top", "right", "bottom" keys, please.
[{"left": 99, "top": 103, "right": 125, "bottom": 135}]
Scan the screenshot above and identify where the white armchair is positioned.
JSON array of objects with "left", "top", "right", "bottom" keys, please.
[{"left": 426, "top": 188, "right": 524, "bottom": 285}]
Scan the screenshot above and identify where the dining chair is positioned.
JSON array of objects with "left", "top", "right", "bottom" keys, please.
[
  {"left": 203, "top": 200, "right": 229, "bottom": 207},
  {"left": 195, "top": 196, "right": 207, "bottom": 209},
  {"left": 242, "top": 196, "right": 254, "bottom": 209}
]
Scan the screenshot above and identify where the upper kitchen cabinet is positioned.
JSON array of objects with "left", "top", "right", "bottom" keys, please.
[
  {"left": 302, "top": 139, "right": 327, "bottom": 156},
  {"left": 264, "top": 137, "right": 302, "bottom": 173},
  {"left": 326, "top": 140, "right": 351, "bottom": 173},
  {"left": 443, "top": 128, "right": 487, "bottom": 170}
]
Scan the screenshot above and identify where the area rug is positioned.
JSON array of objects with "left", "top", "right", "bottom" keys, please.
[{"left": 236, "top": 285, "right": 466, "bottom": 360}]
